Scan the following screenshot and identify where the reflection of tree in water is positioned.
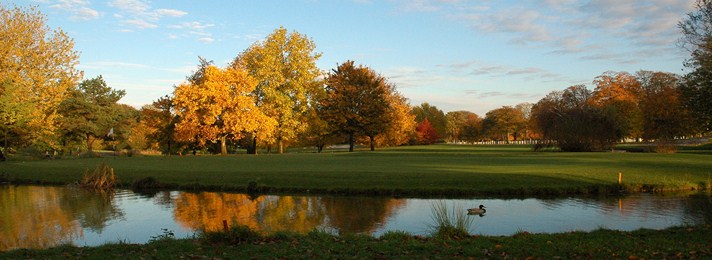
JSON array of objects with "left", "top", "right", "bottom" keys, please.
[
  {"left": 0, "top": 186, "right": 126, "bottom": 251},
  {"left": 173, "top": 192, "right": 263, "bottom": 232},
  {"left": 255, "top": 196, "right": 326, "bottom": 233},
  {"left": 683, "top": 193, "right": 712, "bottom": 225},
  {"left": 171, "top": 192, "right": 405, "bottom": 235},
  {"left": 60, "top": 187, "right": 124, "bottom": 232},
  {"left": 321, "top": 196, "right": 406, "bottom": 235}
]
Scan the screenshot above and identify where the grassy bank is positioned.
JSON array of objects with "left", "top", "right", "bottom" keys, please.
[
  {"left": 2, "top": 144, "right": 711, "bottom": 196},
  {"left": 3, "top": 225, "right": 711, "bottom": 259}
]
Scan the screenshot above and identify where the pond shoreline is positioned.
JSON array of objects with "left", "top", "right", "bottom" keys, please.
[
  {"left": 3, "top": 178, "right": 709, "bottom": 198},
  {"left": 3, "top": 225, "right": 711, "bottom": 258}
]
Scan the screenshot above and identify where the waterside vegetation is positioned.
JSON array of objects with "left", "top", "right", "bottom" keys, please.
[{"left": 2, "top": 224, "right": 710, "bottom": 259}]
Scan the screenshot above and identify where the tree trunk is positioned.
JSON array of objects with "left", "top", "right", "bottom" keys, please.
[
  {"left": 220, "top": 136, "right": 227, "bottom": 155},
  {"left": 317, "top": 144, "right": 324, "bottom": 153},
  {"left": 369, "top": 135, "right": 375, "bottom": 151},
  {"left": 86, "top": 134, "right": 94, "bottom": 151},
  {"left": 278, "top": 138, "right": 284, "bottom": 154},
  {"left": 246, "top": 136, "right": 258, "bottom": 154},
  {"left": 348, "top": 133, "right": 354, "bottom": 152}
]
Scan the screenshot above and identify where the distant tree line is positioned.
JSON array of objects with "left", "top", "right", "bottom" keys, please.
[{"left": 2, "top": 3, "right": 711, "bottom": 157}]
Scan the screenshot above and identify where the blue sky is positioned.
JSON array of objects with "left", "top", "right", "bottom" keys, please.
[{"left": 17, "top": 0, "right": 695, "bottom": 115}]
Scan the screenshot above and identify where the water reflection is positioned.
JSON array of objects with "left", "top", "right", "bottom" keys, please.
[
  {"left": 0, "top": 185, "right": 123, "bottom": 250},
  {"left": 0, "top": 185, "right": 710, "bottom": 251}
]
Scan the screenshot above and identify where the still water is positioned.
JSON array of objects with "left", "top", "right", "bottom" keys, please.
[{"left": 1, "top": 185, "right": 710, "bottom": 251}]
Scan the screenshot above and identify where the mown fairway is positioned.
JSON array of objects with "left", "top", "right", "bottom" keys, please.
[{"left": 2, "top": 144, "right": 711, "bottom": 195}]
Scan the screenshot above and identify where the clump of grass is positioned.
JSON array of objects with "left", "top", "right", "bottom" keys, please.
[
  {"left": 200, "top": 225, "right": 260, "bottom": 245},
  {"left": 379, "top": 230, "right": 412, "bottom": 241},
  {"left": 429, "top": 200, "right": 474, "bottom": 239},
  {"left": 80, "top": 162, "right": 117, "bottom": 190}
]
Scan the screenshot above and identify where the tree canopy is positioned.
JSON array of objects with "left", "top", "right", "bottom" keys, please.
[
  {"left": 0, "top": 5, "right": 81, "bottom": 148},
  {"left": 233, "top": 27, "right": 322, "bottom": 154}
]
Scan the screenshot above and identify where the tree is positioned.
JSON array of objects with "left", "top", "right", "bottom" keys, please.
[
  {"left": 370, "top": 92, "right": 416, "bottom": 147},
  {"left": 0, "top": 5, "right": 81, "bottom": 148},
  {"left": 415, "top": 118, "right": 439, "bottom": 145},
  {"left": 139, "top": 96, "right": 179, "bottom": 154},
  {"left": 482, "top": 106, "right": 526, "bottom": 143},
  {"left": 233, "top": 27, "right": 322, "bottom": 154},
  {"left": 446, "top": 111, "right": 475, "bottom": 143},
  {"left": 590, "top": 71, "right": 644, "bottom": 140},
  {"left": 679, "top": 0, "right": 712, "bottom": 132},
  {"left": 637, "top": 71, "right": 694, "bottom": 142},
  {"left": 460, "top": 113, "right": 483, "bottom": 143},
  {"left": 411, "top": 103, "right": 447, "bottom": 140},
  {"left": 531, "top": 85, "right": 621, "bottom": 152},
  {"left": 319, "top": 61, "right": 393, "bottom": 152},
  {"left": 173, "top": 64, "right": 275, "bottom": 155},
  {"left": 58, "top": 76, "right": 126, "bottom": 152}
]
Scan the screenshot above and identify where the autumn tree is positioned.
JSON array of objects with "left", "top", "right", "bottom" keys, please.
[
  {"left": 411, "top": 103, "right": 447, "bottom": 139},
  {"left": 460, "top": 112, "right": 483, "bottom": 143},
  {"left": 482, "top": 106, "right": 526, "bottom": 143},
  {"left": 637, "top": 71, "right": 694, "bottom": 143},
  {"left": 590, "top": 71, "right": 644, "bottom": 140},
  {"left": 531, "top": 85, "right": 621, "bottom": 151},
  {"left": 58, "top": 75, "right": 126, "bottom": 152},
  {"left": 679, "top": 0, "right": 712, "bottom": 132},
  {"left": 173, "top": 64, "right": 275, "bottom": 155},
  {"left": 415, "top": 118, "right": 439, "bottom": 145},
  {"left": 0, "top": 5, "right": 81, "bottom": 148},
  {"left": 370, "top": 92, "right": 416, "bottom": 147},
  {"left": 139, "top": 96, "right": 180, "bottom": 154},
  {"left": 446, "top": 111, "right": 470, "bottom": 143},
  {"left": 319, "top": 61, "right": 393, "bottom": 152},
  {"left": 233, "top": 27, "right": 322, "bottom": 154}
]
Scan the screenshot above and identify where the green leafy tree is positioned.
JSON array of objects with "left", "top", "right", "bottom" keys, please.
[
  {"left": 233, "top": 27, "right": 322, "bottom": 154},
  {"left": 58, "top": 76, "right": 125, "bottom": 152},
  {"left": 0, "top": 5, "right": 81, "bottom": 148},
  {"left": 139, "top": 96, "right": 180, "bottom": 154},
  {"left": 319, "top": 61, "right": 392, "bottom": 152}
]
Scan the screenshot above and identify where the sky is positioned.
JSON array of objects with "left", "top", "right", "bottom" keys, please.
[{"left": 13, "top": 0, "right": 697, "bottom": 115}]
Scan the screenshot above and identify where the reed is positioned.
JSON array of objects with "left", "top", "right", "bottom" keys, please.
[
  {"left": 429, "top": 200, "right": 474, "bottom": 239},
  {"left": 80, "top": 162, "right": 117, "bottom": 190}
]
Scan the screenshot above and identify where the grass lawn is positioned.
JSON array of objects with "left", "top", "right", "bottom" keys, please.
[{"left": 2, "top": 144, "right": 711, "bottom": 196}]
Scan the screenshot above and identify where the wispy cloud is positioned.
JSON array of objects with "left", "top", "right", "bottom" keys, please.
[
  {"left": 107, "top": 0, "right": 187, "bottom": 30},
  {"left": 47, "top": 0, "right": 101, "bottom": 21},
  {"left": 398, "top": 0, "right": 696, "bottom": 64}
]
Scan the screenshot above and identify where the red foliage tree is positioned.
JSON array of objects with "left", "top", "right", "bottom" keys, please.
[{"left": 416, "top": 118, "right": 440, "bottom": 145}]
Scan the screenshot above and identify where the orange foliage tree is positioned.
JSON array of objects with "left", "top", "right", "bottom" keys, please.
[
  {"left": 590, "top": 71, "right": 644, "bottom": 140},
  {"left": 173, "top": 64, "right": 275, "bottom": 155},
  {"left": 416, "top": 118, "right": 439, "bottom": 145},
  {"left": 319, "top": 61, "right": 394, "bottom": 152}
]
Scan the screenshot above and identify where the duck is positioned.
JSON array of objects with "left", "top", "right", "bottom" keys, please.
[{"left": 467, "top": 205, "right": 486, "bottom": 215}]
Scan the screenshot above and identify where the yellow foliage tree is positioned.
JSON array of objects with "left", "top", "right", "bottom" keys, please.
[
  {"left": 233, "top": 27, "right": 322, "bottom": 154},
  {"left": 0, "top": 5, "right": 81, "bottom": 148},
  {"left": 173, "top": 65, "right": 275, "bottom": 155},
  {"left": 591, "top": 71, "right": 644, "bottom": 140}
]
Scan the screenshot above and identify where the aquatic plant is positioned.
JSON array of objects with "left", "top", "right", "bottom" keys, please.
[
  {"left": 429, "top": 200, "right": 474, "bottom": 239},
  {"left": 80, "top": 162, "right": 117, "bottom": 190},
  {"left": 200, "top": 224, "right": 260, "bottom": 245}
]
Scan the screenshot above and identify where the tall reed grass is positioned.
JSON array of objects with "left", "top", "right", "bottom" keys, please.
[
  {"left": 80, "top": 162, "right": 117, "bottom": 190},
  {"left": 429, "top": 200, "right": 475, "bottom": 239}
]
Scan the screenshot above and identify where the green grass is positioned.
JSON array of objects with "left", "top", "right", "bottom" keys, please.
[
  {"left": 2, "top": 225, "right": 710, "bottom": 259},
  {"left": 2, "top": 144, "right": 712, "bottom": 196}
]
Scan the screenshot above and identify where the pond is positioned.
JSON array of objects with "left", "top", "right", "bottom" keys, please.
[{"left": 1, "top": 185, "right": 710, "bottom": 251}]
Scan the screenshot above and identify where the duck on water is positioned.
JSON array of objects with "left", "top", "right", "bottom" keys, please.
[{"left": 467, "top": 205, "right": 486, "bottom": 215}]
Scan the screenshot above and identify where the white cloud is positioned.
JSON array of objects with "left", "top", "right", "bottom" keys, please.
[
  {"left": 169, "top": 21, "right": 215, "bottom": 30},
  {"left": 48, "top": 0, "right": 101, "bottom": 21},
  {"left": 108, "top": 0, "right": 188, "bottom": 30},
  {"left": 198, "top": 37, "right": 215, "bottom": 44},
  {"left": 154, "top": 9, "right": 188, "bottom": 17}
]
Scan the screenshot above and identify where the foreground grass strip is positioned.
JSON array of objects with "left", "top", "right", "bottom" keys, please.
[
  {"left": 4, "top": 144, "right": 712, "bottom": 196},
  {"left": 3, "top": 225, "right": 711, "bottom": 259}
]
